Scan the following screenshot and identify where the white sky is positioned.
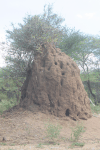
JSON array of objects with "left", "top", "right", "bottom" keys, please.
[{"left": 0, "top": 0, "right": 100, "bottom": 67}]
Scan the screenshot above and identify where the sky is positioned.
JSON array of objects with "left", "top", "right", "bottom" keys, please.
[{"left": 0, "top": 0, "right": 100, "bottom": 67}]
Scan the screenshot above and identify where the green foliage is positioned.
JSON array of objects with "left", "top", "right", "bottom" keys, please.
[
  {"left": 80, "top": 71, "right": 100, "bottom": 82},
  {"left": 0, "top": 4, "right": 67, "bottom": 88},
  {"left": 0, "top": 67, "right": 21, "bottom": 90},
  {"left": 72, "top": 37, "right": 96, "bottom": 66},
  {"left": 59, "top": 29, "right": 86, "bottom": 58},
  {"left": 5, "top": 4, "right": 65, "bottom": 74},
  {"left": 36, "top": 143, "right": 44, "bottom": 148},
  {"left": 90, "top": 104, "right": 100, "bottom": 114},
  {"left": 70, "top": 122, "right": 85, "bottom": 142},
  {"left": 69, "top": 142, "right": 85, "bottom": 148},
  {"left": 91, "top": 36, "right": 100, "bottom": 59},
  {"left": 44, "top": 120, "right": 62, "bottom": 141},
  {"left": 80, "top": 69, "right": 100, "bottom": 104},
  {"left": 0, "top": 67, "right": 23, "bottom": 104},
  {"left": 0, "top": 99, "right": 17, "bottom": 115},
  {"left": 0, "top": 143, "right": 6, "bottom": 145}
]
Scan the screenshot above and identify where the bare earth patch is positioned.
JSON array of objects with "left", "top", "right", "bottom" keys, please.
[{"left": 0, "top": 106, "right": 100, "bottom": 150}]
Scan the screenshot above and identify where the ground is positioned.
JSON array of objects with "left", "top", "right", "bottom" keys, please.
[{"left": 0, "top": 105, "right": 100, "bottom": 150}]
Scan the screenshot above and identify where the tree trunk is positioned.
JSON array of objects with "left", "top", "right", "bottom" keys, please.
[
  {"left": 86, "top": 80, "right": 97, "bottom": 105},
  {"left": 20, "top": 66, "right": 32, "bottom": 104}
]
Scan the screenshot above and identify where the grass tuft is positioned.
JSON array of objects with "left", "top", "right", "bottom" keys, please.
[
  {"left": 70, "top": 121, "right": 86, "bottom": 148},
  {"left": 44, "top": 119, "right": 62, "bottom": 144},
  {"left": 90, "top": 104, "right": 100, "bottom": 114}
]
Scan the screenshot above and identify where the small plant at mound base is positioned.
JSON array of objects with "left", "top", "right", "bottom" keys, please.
[
  {"left": 10, "top": 143, "right": 15, "bottom": 146},
  {"left": 69, "top": 142, "right": 85, "bottom": 148},
  {"left": 44, "top": 120, "right": 62, "bottom": 144},
  {"left": 0, "top": 142, "right": 6, "bottom": 145},
  {"left": 90, "top": 103, "right": 100, "bottom": 114},
  {"left": 36, "top": 143, "right": 44, "bottom": 148},
  {"left": 69, "top": 121, "right": 85, "bottom": 148}
]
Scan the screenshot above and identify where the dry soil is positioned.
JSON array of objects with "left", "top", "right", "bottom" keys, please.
[{"left": 0, "top": 105, "right": 100, "bottom": 150}]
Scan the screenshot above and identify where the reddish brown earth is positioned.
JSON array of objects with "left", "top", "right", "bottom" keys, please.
[
  {"left": 20, "top": 43, "right": 92, "bottom": 121},
  {"left": 0, "top": 106, "right": 100, "bottom": 150}
]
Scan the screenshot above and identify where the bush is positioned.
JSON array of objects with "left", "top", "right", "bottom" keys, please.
[
  {"left": 44, "top": 120, "right": 62, "bottom": 141},
  {"left": 70, "top": 121, "right": 85, "bottom": 142}
]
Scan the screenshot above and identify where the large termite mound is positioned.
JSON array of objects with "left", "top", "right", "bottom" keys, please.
[{"left": 20, "top": 43, "right": 92, "bottom": 121}]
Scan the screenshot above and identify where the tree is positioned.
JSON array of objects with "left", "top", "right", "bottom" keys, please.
[
  {"left": 0, "top": 67, "right": 23, "bottom": 103},
  {"left": 58, "top": 30, "right": 100, "bottom": 105},
  {"left": 5, "top": 4, "right": 65, "bottom": 76},
  {"left": 78, "top": 36, "right": 100, "bottom": 105},
  {"left": 0, "top": 4, "right": 66, "bottom": 92},
  {"left": 0, "top": 4, "right": 67, "bottom": 104},
  {"left": 58, "top": 28, "right": 86, "bottom": 57}
]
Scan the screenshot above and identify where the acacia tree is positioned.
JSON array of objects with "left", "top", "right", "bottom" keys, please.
[
  {"left": 58, "top": 30, "right": 100, "bottom": 105},
  {"left": 58, "top": 28, "right": 86, "bottom": 57},
  {"left": 5, "top": 4, "right": 65, "bottom": 77},
  {"left": 0, "top": 67, "right": 23, "bottom": 103},
  {"left": 3, "top": 4, "right": 86, "bottom": 82},
  {"left": 74, "top": 36, "right": 100, "bottom": 105},
  {"left": 0, "top": 4, "right": 67, "bottom": 103}
]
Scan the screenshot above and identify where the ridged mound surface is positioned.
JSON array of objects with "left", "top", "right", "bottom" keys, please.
[{"left": 20, "top": 43, "right": 92, "bottom": 121}]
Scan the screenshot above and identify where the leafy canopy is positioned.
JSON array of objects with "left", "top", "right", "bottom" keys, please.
[{"left": 4, "top": 4, "right": 66, "bottom": 79}]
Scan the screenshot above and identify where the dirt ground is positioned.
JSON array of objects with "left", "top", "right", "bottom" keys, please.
[{"left": 0, "top": 105, "right": 100, "bottom": 150}]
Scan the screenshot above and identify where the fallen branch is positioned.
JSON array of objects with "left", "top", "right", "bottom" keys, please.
[{"left": 89, "top": 98, "right": 95, "bottom": 106}]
